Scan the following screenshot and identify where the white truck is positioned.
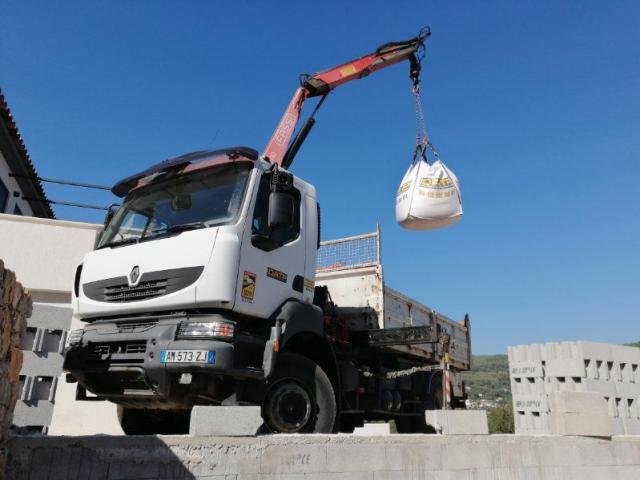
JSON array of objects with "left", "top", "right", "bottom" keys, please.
[
  {"left": 63, "top": 149, "right": 470, "bottom": 434},
  {"left": 63, "top": 30, "right": 471, "bottom": 434}
]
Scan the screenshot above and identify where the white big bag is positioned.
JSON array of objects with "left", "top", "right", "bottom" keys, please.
[{"left": 396, "top": 145, "right": 463, "bottom": 230}]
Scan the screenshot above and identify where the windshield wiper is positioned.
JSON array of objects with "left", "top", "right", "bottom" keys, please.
[
  {"left": 97, "top": 237, "right": 139, "bottom": 249},
  {"left": 144, "top": 222, "right": 207, "bottom": 240}
]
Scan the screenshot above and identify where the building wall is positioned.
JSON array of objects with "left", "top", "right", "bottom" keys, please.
[
  {"left": 0, "top": 151, "right": 33, "bottom": 216},
  {"left": 0, "top": 213, "right": 98, "bottom": 299},
  {"left": 0, "top": 214, "right": 123, "bottom": 434}
]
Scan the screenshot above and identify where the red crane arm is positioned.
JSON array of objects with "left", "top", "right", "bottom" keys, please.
[{"left": 264, "top": 29, "right": 430, "bottom": 167}]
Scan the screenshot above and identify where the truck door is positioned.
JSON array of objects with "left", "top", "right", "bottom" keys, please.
[{"left": 234, "top": 172, "right": 306, "bottom": 318}]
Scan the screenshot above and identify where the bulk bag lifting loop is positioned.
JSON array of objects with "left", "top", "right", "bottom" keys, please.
[{"left": 396, "top": 142, "right": 463, "bottom": 230}]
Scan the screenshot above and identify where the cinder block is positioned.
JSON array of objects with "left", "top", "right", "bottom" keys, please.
[
  {"left": 575, "top": 379, "right": 617, "bottom": 396},
  {"left": 575, "top": 342, "right": 613, "bottom": 363},
  {"left": 189, "top": 406, "right": 263, "bottom": 436},
  {"left": 619, "top": 362, "right": 638, "bottom": 383},
  {"left": 509, "top": 361, "right": 544, "bottom": 379},
  {"left": 513, "top": 409, "right": 550, "bottom": 435},
  {"left": 549, "top": 411, "right": 611, "bottom": 437},
  {"left": 610, "top": 344, "right": 640, "bottom": 364},
  {"left": 513, "top": 394, "right": 549, "bottom": 413},
  {"left": 424, "top": 409, "right": 488, "bottom": 435},
  {"left": 614, "top": 381, "right": 640, "bottom": 399},
  {"left": 511, "top": 376, "right": 545, "bottom": 395},
  {"left": 353, "top": 422, "right": 390, "bottom": 435},
  {"left": 545, "top": 358, "right": 585, "bottom": 379},
  {"left": 610, "top": 417, "right": 626, "bottom": 436},
  {"left": 548, "top": 391, "right": 608, "bottom": 415},
  {"left": 622, "top": 417, "right": 640, "bottom": 435}
]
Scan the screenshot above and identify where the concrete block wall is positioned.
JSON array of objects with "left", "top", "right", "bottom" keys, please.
[
  {"left": 508, "top": 341, "right": 640, "bottom": 435},
  {"left": 12, "top": 304, "right": 71, "bottom": 434}
]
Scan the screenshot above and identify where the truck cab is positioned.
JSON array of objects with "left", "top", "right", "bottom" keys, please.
[{"left": 77, "top": 147, "right": 318, "bottom": 319}]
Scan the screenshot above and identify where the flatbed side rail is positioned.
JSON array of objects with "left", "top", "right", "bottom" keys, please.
[{"left": 316, "top": 226, "right": 381, "bottom": 273}]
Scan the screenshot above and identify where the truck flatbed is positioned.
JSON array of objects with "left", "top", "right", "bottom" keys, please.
[{"left": 316, "top": 226, "right": 471, "bottom": 371}]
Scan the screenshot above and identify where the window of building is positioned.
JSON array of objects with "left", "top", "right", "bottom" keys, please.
[
  {"left": 41, "top": 329, "right": 63, "bottom": 353},
  {"left": 32, "top": 376, "right": 54, "bottom": 401},
  {"left": 0, "top": 178, "right": 9, "bottom": 212},
  {"left": 23, "top": 327, "right": 38, "bottom": 351}
]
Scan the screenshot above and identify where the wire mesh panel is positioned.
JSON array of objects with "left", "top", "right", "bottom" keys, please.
[{"left": 316, "top": 230, "right": 379, "bottom": 272}]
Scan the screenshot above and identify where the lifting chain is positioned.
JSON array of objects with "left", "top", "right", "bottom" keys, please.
[{"left": 409, "top": 31, "right": 440, "bottom": 163}]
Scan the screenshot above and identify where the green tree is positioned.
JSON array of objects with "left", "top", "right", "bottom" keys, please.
[{"left": 488, "top": 404, "right": 514, "bottom": 434}]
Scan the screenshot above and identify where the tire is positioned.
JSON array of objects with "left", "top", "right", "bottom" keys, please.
[
  {"left": 118, "top": 407, "right": 190, "bottom": 435},
  {"left": 262, "top": 352, "right": 336, "bottom": 433}
]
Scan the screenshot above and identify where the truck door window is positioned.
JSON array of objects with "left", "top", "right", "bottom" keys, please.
[{"left": 252, "top": 173, "right": 300, "bottom": 248}]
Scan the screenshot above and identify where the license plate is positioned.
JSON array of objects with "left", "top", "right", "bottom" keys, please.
[{"left": 160, "top": 350, "right": 215, "bottom": 364}]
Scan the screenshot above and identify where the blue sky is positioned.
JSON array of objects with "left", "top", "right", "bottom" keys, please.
[{"left": 2, "top": 1, "right": 638, "bottom": 353}]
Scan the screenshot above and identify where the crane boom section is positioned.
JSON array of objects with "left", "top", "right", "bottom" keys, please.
[{"left": 264, "top": 30, "right": 429, "bottom": 166}]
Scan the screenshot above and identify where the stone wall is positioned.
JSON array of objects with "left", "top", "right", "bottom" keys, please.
[{"left": 0, "top": 260, "right": 32, "bottom": 476}]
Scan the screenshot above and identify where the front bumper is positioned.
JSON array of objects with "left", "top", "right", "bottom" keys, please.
[{"left": 64, "top": 313, "right": 266, "bottom": 408}]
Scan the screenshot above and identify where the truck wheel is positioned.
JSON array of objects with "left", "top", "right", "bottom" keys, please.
[
  {"left": 262, "top": 353, "right": 336, "bottom": 433},
  {"left": 118, "top": 407, "right": 190, "bottom": 435}
]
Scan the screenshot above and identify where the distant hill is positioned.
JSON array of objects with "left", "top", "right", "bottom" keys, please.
[
  {"left": 625, "top": 341, "right": 640, "bottom": 348},
  {"left": 462, "top": 354, "right": 510, "bottom": 408}
]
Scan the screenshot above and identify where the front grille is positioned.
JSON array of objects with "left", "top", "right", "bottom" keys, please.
[
  {"left": 90, "top": 341, "right": 147, "bottom": 356},
  {"left": 116, "top": 320, "right": 159, "bottom": 333},
  {"left": 83, "top": 266, "right": 204, "bottom": 303},
  {"left": 104, "top": 280, "right": 168, "bottom": 302}
]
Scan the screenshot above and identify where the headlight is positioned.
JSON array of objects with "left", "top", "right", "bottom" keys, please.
[
  {"left": 65, "top": 329, "right": 84, "bottom": 350},
  {"left": 176, "top": 321, "right": 235, "bottom": 340}
]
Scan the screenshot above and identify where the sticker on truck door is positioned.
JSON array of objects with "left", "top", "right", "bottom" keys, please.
[{"left": 241, "top": 271, "right": 256, "bottom": 302}]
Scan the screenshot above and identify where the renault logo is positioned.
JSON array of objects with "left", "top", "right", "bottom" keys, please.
[{"left": 129, "top": 266, "right": 141, "bottom": 286}]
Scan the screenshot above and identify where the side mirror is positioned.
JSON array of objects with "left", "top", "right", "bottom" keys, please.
[
  {"left": 268, "top": 192, "right": 295, "bottom": 230},
  {"left": 103, "top": 204, "right": 119, "bottom": 228}
]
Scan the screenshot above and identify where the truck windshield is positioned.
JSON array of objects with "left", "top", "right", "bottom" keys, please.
[{"left": 98, "top": 165, "right": 251, "bottom": 249}]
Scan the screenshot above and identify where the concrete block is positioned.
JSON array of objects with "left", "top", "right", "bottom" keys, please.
[
  {"left": 546, "top": 358, "right": 585, "bottom": 378},
  {"left": 622, "top": 417, "right": 640, "bottom": 435},
  {"left": 614, "top": 381, "right": 640, "bottom": 398},
  {"left": 513, "top": 409, "right": 550, "bottom": 434},
  {"left": 509, "top": 360, "right": 544, "bottom": 379},
  {"left": 574, "top": 378, "right": 616, "bottom": 396},
  {"left": 424, "top": 409, "right": 488, "bottom": 435},
  {"left": 189, "top": 406, "right": 263, "bottom": 436},
  {"left": 513, "top": 394, "right": 549, "bottom": 413},
  {"left": 611, "top": 418, "right": 626, "bottom": 436},
  {"left": 549, "top": 411, "right": 611, "bottom": 437},
  {"left": 609, "top": 344, "right": 640, "bottom": 363},
  {"left": 353, "top": 422, "right": 390, "bottom": 435},
  {"left": 575, "top": 341, "right": 613, "bottom": 363},
  {"left": 511, "top": 376, "right": 546, "bottom": 395},
  {"left": 548, "top": 391, "right": 608, "bottom": 415},
  {"left": 619, "top": 362, "right": 638, "bottom": 383}
]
